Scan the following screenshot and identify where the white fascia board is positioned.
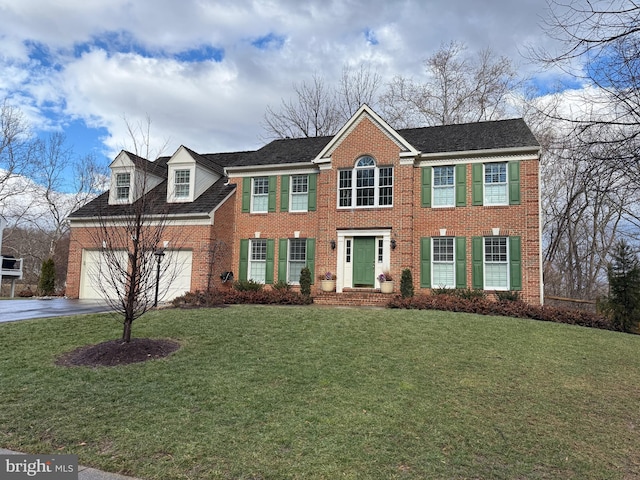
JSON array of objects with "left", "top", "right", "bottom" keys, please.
[
  {"left": 225, "top": 162, "right": 317, "bottom": 177},
  {"left": 418, "top": 145, "right": 540, "bottom": 162},
  {"left": 69, "top": 213, "right": 215, "bottom": 227}
]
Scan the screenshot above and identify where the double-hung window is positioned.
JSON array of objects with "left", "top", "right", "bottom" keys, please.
[
  {"left": 252, "top": 177, "right": 269, "bottom": 213},
  {"left": 115, "top": 173, "right": 131, "bottom": 201},
  {"left": 484, "top": 237, "right": 509, "bottom": 290},
  {"left": 249, "top": 239, "right": 267, "bottom": 283},
  {"left": 174, "top": 169, "right": 190, "bottom": 198},
  {"left": 433, "top": 166, "right": 455, "bottom": 207},
  {"left": 484, "top": 163, "right": 508, "bottom": 205},
  {"left": 288, "top": 239, "right": 306, "bottom": 283},
  {"left": 290, "top": 175, "right": 308, "bottom": 212},
  {"left": 432, "top": 238, "right": 455, "bottom": 288},
  {"left": 338, "top": 156, "right": 393, "bottom": 208}
]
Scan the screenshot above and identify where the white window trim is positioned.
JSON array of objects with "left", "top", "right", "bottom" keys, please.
[
  {"left": 248, "top": 239, "right": 267, "bottom": 283},
  {"left": 290, "top": 174, "right": 309, "bottom": 213},
  {"left": 287, "top": 238, "right": 307, "bottom": 284},
  {"left": 337, "top": 157, "right": 393, "bottom": 209},
  {"left": 483, "top": 162, "right": 508, "bottom": 206},
  {"left": 484, "top": 236, "right": 510, "bottom": 291},
  {"left": 432, "top": 237, "right": 456, "bottom": 289},
  {"left": 251, "top": 177, "right": 269, "bottom": 213},
  {"left": 109, "top": 170, "right": 134, "bottom": 204},
  {"left": 167, "top": 165, "right": 195, "bottom": 203},
  {"left": 432, "top": 165, "right": 455, "bottom": 208}
]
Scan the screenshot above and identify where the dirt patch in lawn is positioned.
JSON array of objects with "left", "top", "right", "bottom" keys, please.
[{"left": 56, "top": 338, "right": 181, "bottom": 367}]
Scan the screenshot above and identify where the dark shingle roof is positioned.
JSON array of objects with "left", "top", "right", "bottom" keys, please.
[
  {"left": 68, "top": 176, "right": 235, "bottom": 219},
  {"left": 233, "top": 135, "right": 333, "bottom": 167},
  {"left": 398, "top": 118, "right": 539, "bottom": 154}
]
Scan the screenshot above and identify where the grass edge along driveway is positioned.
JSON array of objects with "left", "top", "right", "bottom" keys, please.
[{"left": 1, "top": 305, "right": 639, "bottom": 479}]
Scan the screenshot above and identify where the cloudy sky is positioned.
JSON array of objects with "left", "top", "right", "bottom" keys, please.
[{"left": 0, "top": 0, "right": 566, "bottom": 183}]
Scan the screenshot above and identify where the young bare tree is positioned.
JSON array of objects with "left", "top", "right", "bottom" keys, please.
[{"left": 380, "top": 42, "right": 520, "bottom": 128}]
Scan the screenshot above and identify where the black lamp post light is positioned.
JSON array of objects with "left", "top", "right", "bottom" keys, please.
[{"left": 153, "top": 248, "right": 165, "bottom": 307}]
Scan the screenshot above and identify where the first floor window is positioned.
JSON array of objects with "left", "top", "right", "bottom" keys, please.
[
  {"left": 250, "top": 239, "right": 267, "bottom": 283},
  {"left": 484, "top": 163, "right": 507, "bottom": 205},
  {"left": 252, "top": 177, "right": 269, "bottom": 212},
  {"left": 432, "top": 237, "right": 455, "bottom": 288},
  {"left": 174, "top": 169, "right": 190, "bottom": 198},
  {"left": 116, "top": 173, "right": 131, "bottom": 200},
  {"left": 484, "top": 237, "right": 508, "bottom": 289},
  {"left": 288, "top": 239, "right": 306, "bottom": 283}
]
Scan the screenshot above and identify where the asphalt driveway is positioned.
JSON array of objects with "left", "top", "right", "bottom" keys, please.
[{"left": 0, "top": 298, "right": 111, "bottom": 322}]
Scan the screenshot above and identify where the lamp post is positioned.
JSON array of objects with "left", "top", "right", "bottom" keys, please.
[{"left": 153, "top": 248, "right": 165, "bottom": 307}]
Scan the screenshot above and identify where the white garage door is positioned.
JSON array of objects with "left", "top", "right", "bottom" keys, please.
[
  {"left": 79, "top": 249, "right": 127, "bottom": 300},
  {"left": 158, "top": 250, "right": 193, "bottom": 302},
  {"left": 80, "top": 249, "right": 192, "bottom": 302}
]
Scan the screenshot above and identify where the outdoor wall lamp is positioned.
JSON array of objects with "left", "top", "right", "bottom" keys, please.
[
  {"left": 390, "top": 239, "right": 397, "bottom": 250},
  {"left": 330, "top": 240, "right": 336, "bottom": 250},
  {"left": 153, "top": 248, "right": 165, "bottom": 307}
]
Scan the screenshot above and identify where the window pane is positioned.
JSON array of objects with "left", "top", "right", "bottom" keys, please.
[
  {"left": 291, "top": 175, "right": 308, "bottom": 211},
  {"left": 357, "top": 156, "right": 375, "bottom": 167},
  {"left": 339, "top": 170, "right": 352, "bottom": 207},
  {"left": 485, "top": 264, "right": 508, "bottom": 289},
  {"left": 250, "top": 240, "right": 266, "bottom": 283},
  {"left": 433, "top": 263, "right": 455, "bottom": 287},
  {"left": 356, "top": 169, "right": 375, "bottom": 206},
  {"left": 433, "top": 238, "right": 454, "bottom": 262},
  {"left": 116, "top": 173, "right": 130, "bottom": 199},
  {"left": 252, "top": 177, "right": 269, "bottom": 212},
  {"left": 484, "top": 163, "right": 507, "bottom": 205},
  {"left": 433, "top": 166, "right": 454, "bottom": 186},
  {"left": 288, "top": 239, "right": 306, "bottom": 283},
  {"left": 175, "top": 169, "right": 190, "bottom": 198},
  {"left": 432, "top": 238, "right": 455, "bottom": 288},
  {"left": 485, "top": 163, "right": 506, "bottom": 183},
  {"left": 379, "top": 167, "right": 393, "bottom": 206},
  {"left": 485, "top": 237, "right": 507, "bottom": 262},
  {"left": 484, "top": 237, "right": 508, "bottom": 289}
]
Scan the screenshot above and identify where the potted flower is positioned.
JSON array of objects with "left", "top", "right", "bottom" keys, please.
[
  {"left": 320, "top": 271, "right": 336, "bottom": 292},
  {"left": 378, "top": 271, "right": 394, "bottom": 294}
]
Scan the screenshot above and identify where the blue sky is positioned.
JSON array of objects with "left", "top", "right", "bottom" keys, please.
[{"left": 0, "top": 0, "right": 574, "bottom": 192}]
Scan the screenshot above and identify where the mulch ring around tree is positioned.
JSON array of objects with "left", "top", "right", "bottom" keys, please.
[{"left": 56, "top": 338, "right": 181, "bottom": 367}]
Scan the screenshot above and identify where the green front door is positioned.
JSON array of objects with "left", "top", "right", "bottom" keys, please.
[{"left": 353, "top": 237, "right": 375, "bottom": 287}]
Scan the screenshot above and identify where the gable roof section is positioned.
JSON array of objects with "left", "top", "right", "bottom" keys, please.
[{"left": 314, "top": 104, "right": 419, "bottom": 162}]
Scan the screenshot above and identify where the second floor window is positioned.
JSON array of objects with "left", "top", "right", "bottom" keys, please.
[
  {"left": 290, "top": 175, "right": 308, "bottom": 212},
  {"left": 116, "top": 173, "right": 131, "bottom": 200},
  {"left": 433, "top": 166, "right": 455, "bottom": 207},
  {"left": 484, "top": 163, "right": 507, "bottom": 205},
  {"left": 252, "top": 177, "right": 269, "bottom": 213},
  {"left": 174, "top": 169, "right": 190, "bottom": 198},
  {"left": 339, "top": 156, "right": 393, "bottom": 208}
]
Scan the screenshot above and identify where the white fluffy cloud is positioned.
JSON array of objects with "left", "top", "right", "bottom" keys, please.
[{"left": 0, "top": 0, "right": 567, "bottom": 162}]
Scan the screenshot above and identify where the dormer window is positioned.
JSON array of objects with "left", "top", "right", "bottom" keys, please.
[
  {"left": 174, "top": 169, "right": 190, "bottom": 198},
  {"left": 115, "top": 173, "right": 131, "bottom": 201}
]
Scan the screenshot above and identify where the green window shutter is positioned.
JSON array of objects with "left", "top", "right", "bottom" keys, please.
[
  {"left": 308, "top": 174, "right": 317, "bottom": 211},
  {"left": 509, "top": 161, "right": 521, "bottom": 205},
  {"left": 242, "top": 178, "right": 251, "bottom": 213},
  {"left": 420, "top": 237, "right": 431, "bottom": 288},
  {"left": 268, "top": 176, "right": 277, "bottom": 212},
  {"left": 265, "top": 239, "right": 275, "bottom": 284},
  {"left": 472, "top": 237, "right": 484, "bottom": 290},
  {"left": 306, "top": 238, "right": 316, "bottom": 283},
  {"left": 421, "top": 167, "right": 431, "bottom": 208},
  {"left": 472, "top": 164, "right": 483, "bottom": 206},
  {"left": 239, "top": 239, "right": 249, "bottom": 281},
  {"left": 509, "top": 236, "right": 522, "bottom": 291},
  {"left": 455, "top": 237, "right": 467, "bottom": 289},
  {"left": 278, "top": 239, "right": 288, "bottom": 282},
  {"left": 456, "top": 164, "right": 467, "bottom": 207},
  {"left": 280, "top": 176, "right": 289, "bottom": 212}
]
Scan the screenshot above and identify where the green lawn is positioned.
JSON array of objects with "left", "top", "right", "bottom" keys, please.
[{"left": 1, "top": 305, "right": 639, "bottom": 479}]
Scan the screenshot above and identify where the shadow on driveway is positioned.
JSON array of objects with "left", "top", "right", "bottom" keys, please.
[{"left": 0, "top": 298, "right": 111, "bottom": 322}]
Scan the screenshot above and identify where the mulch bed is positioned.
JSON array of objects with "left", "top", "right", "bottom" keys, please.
[{"left": 56, "top": 338, "right": 181, "bottom": 367}]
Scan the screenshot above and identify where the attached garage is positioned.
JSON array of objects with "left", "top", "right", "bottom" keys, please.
[
  {"left": 79, "top": 249, "right": 193, "bottom": 302},
  {"left": 79, "top": 249, "right": 127, "bottom": 300}
]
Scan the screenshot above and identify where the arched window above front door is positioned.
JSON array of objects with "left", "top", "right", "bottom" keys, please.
[{"left": 338, "top": 156, "right": 393, "bottom": 208}]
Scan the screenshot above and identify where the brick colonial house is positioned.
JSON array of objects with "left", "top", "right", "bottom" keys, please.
[{"left": 67, "top": 105, "right": 542, "bottom": 304}]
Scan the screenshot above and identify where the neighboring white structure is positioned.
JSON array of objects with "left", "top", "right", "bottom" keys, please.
[{"left": 0, "top": 216, "right": 24, "bottom": 298}]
